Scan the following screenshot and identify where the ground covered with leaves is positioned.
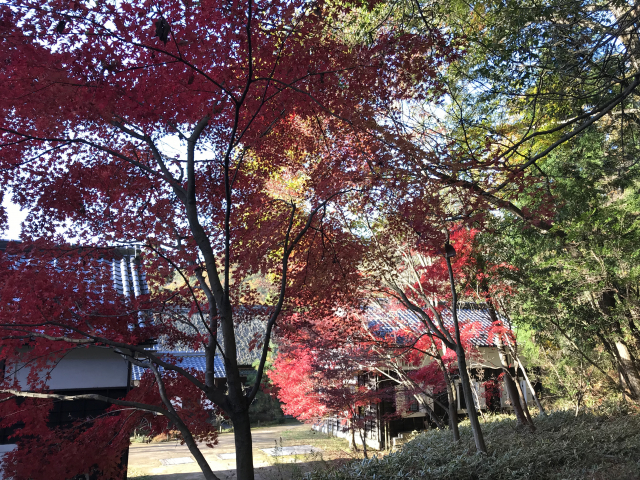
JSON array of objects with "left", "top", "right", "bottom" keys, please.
[{"left": 304, "top": 411, "right": 640, "bottom": 480}]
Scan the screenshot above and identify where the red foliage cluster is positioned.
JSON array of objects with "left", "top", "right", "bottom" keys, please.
[
  {"left": 0, "top": 0, "right": 460, "bottom": 477},
  {"left": 269, "top": 224, "right": 517, "bottom": 433}
]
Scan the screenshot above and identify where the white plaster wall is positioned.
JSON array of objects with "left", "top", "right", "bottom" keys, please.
[
  {"left": 12, "top": 346, "right": 129, "bottom": 390},
  {"left": 405, "top": 346, "right": 508, "bottom": 370},
  {"left": 470, "top": 346, "right": 502, "bottom": 369}
]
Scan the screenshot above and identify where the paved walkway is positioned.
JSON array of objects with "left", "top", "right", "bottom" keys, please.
[{"left": 128, "top": 423, "right": 317, "bottom": 480}]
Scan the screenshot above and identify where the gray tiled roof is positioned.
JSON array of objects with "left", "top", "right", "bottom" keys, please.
[
  {"left": 157, "top": 313, "right": 267, "bottom": 366},
  {"left": 367, "top": 304, "right": 500, "bottom": 347},
  {"left": 131, "top": 352, "right": 226, "bottom": 381},
  {"left": 0, "top": 241, "right": 148, "bottom": 300},
  {"left": 110, "top": 254, "right": 149, "bottom": 298},
  {"left": 0, "top": 241, "right": 229, "bottom": 381}
]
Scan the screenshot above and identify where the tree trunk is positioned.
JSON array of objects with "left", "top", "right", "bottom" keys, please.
[
  {"left": 232, "top": 410, "right": 255, "bottom": 480},
  {"left": 597, "top": 331, "right": 636, "bottom": 394},
  {"left": 167, "top": 412, "right": 221, "bottom": 480},
  {"left": 456, "top": 351, "right": 487, "bottom": 453},
  {"left": 614, "top": 339, "right": 640, "bottom": 400},
  {"left": 497, "top": 341, "right": 531, "bottom": 430},
  {"left": 358, "top": 426, "right": 369, "bottom": 459},
  {"left": 349, "top": 418, "right": 358, "bottom": 452},
  {"left": 503, "top": 372, "right": 528, "bottom": 428},
  {"left": 628, "top": 315, "right": 640, "bottom": 350},
  {"left": 445, "top": 253, "right": 486, "bottom": 453},
  {"left": 513, "top": 371, "right": 535, "bottom": 431},
  {"left": 468, "top": 369, "right": 487, "bottom": 422},
  {"left": 505, "top": 334, "right": 546, "bottom": 417},
  {"left": 447, "top": 384, "right": 460, "bottom": 442},
  {"left": 598, "top": 290, "right": 640, "bottom": 401},
  {"left": 515, "top": 357, "right": 546, "bottom": 416},
  {"left": 432, "top": 345, "right": 460, "bottom": 441}
]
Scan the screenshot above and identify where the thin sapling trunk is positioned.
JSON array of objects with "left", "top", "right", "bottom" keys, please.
[{"left": 445, "top": 252, "right": 487, "bottom": 453}]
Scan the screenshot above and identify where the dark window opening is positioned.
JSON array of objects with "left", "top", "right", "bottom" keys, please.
[
  {"left": 49, "top": 388, "right": 128, "bottom": 428},
  {"left": 406, "top": 395, "right": 419, "bottom": 412}
]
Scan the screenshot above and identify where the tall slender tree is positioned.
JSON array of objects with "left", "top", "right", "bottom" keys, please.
[{"left": 360, "top": 225, "right": 489, "bottom": 452}]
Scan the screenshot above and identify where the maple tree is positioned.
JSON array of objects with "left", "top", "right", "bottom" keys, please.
[
  {"left": 272, "top": 227, "right": 514, "bottom": 449},
  {"left": 0, "top": 0, "right": 453, "bottom": 479},
  {"left": 269, "top": 343, "right": 385, "bottom": 457},
  {"left": 357, "top": 226, "right": 493, "bottom": 452},
  {"left": 359, "top": 305, "right": 473, "bottom": 441}
]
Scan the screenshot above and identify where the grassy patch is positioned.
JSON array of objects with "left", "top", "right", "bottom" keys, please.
[
  {"left": 304, "top": 411, "right": 640, "bottom": 480},
  {"left": 256, "top": 425, "right": 370, "bottom": 480},
  {"left": 260, "top": 429, "right": 359, "bottom": 480},
  {"left": 278, "top": 427, "right": 354, "bottom": 453}
]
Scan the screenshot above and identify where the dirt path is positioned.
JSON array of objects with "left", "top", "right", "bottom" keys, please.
[{"left": 127, "top": 423, "right": 351, "bottom": 480}]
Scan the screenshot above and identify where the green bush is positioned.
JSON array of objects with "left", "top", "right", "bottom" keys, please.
[
  {"left": 304, "top": 411, "right": 640, "bottom": 480},
  {"left": 248, "top": 388, "right": 285, "bottom": 426}
]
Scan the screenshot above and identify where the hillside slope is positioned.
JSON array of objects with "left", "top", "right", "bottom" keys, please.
[{"left": 305, "top": 411, "right": 640, "bottom": 480}]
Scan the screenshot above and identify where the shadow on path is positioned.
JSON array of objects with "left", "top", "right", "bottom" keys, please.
[{"left": 130, "top": 459, "right": 342, "bottom": 480}]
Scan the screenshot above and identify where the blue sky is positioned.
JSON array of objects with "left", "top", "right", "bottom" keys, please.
[{"left": 1, "top": 197, "right": 26, "bottom": 240}]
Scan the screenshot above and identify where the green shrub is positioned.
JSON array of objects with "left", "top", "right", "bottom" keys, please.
[
  {"left": 304, "top": 411, "right": 640, "bottom": 480},
  {"left": 248, "top": 388, "right": 285, "bottom": 425}
]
